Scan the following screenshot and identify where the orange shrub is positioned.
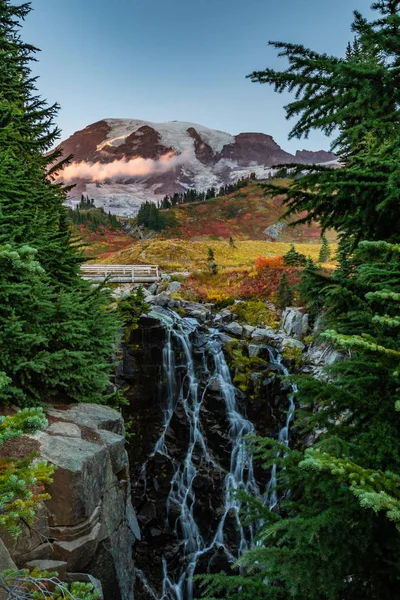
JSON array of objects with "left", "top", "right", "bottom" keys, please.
[{"left": 254, "top": 255, "right": 285, "bottom": 270}]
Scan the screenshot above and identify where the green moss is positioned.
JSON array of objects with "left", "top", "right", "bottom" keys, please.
[
  {"left": 228, "top": 344, "right": 268, "bottom": 399},
  {"left": 282, "top": 343, "right": 303, "bottom": 367},
  {"left": 231, "top": 300, "right": 278, "bottom": 328}
]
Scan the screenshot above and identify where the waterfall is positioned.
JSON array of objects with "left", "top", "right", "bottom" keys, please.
[
  {"left": 265, "top": 350, "right": 297, "bottom": 510},
  {"left": 133, "top": 307, "right": 296, "bottom": 600}
]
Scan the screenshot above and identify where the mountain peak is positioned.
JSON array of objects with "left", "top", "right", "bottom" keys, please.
[{"left": 57, "top": 119, "right": 336, "bottom": 217}]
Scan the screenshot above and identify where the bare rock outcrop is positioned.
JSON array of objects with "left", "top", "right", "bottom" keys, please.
[
  {"left": 281, "top": 307, "right": 310, "bottom": 340},
  {"left": 0, "top": 404, "right": 139, "bottom": 600}
]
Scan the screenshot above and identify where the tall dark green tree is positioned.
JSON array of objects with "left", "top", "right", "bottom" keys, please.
[
  {"left": 0, "top": 1, "right": 119, "bottom": 406},
  {"left": 318, "top": 234, "right": 331, "bottom": 262},
  {"left": 207, "top": 247, "right": 218, "bottom": 275},
  {"left": 277, "top": 272, "right": 293, "bottom": 308},
  {"left": 137, "top": 201, "right": 166, "bottom": 231},
  {"left": 250, "top": 1, "right": 400, "bottom": 244},
  {"left": 283, "top": 244, "right": 307, "bottom": 266}
]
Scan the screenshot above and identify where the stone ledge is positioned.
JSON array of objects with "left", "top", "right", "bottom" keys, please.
[
  {"left": 48, "top": 506, "right": 101, "bottom": 542},
  {"left": 53, "top": 523, "right": 101, "bottom": 571},
  {"left": 46, "top": 404, "right": 124, "bottom": 435}
]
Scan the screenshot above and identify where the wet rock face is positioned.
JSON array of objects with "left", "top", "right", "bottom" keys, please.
[
  {"left": 121, "top": 312, "right": 291, "bottom": 599},
  {"left": 117, "top": 315, "right": 167, "bottom": 468}
]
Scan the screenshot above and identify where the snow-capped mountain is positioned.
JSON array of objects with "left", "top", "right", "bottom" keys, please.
[{"left": 57, "top": 119, "right": 336, "bottom": 216}]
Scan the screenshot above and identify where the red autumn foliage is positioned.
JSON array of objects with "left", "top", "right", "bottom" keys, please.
[{"left": 239, "top": 264, "right": 301, "bottom": 299}]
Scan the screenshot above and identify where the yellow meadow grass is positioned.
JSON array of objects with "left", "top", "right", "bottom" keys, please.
[{"left": 102, "top": 239, "right": 337, "bottom": 272}]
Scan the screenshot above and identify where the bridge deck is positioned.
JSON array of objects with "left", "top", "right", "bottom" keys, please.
[{"left": 81, "top": 264, "right": 160, "bottom": 283}]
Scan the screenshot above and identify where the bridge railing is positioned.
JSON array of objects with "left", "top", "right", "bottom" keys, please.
[{"left": 81, "top": 264, "right": 160, "bottom": 283}]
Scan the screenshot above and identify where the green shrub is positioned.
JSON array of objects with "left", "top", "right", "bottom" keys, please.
[
  {"left": 117, "top": 286, "right": 150, "bottom": 342},
  {"left": 229, "top": 345, "right": 267, "bottom": 396},
  {"left": 0, "top": 569, "right": 101, "bottom": 599},
  {"left": 282, "top": 342, "right": 303, "bottom": 367}
]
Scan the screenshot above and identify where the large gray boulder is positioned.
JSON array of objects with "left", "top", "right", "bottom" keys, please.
[
  {"left": 281, "top": 338, "right": 305, "bottom": 352},
  {"left": 167, "top": 281, "right": 182, "bottom": 293},
  {"left": 281, "top": 308, "right": 309, "bottom": 340},
  {"left": 251, "top": 327, "right": 282, "bottom": 345},
  {"left": 224, "top": 321, "right": 243, "bottom": 337},
  {"left": 181, "top": 302, "right": 211, "bottom": 322},
  {"left": 242, "top": 325, "right": 255, "bottom": 339},
  {"left": 303, "top": 342, "right": 345, "bottom": 378},
  {"left": 150, "top": 292, "right": 171, "bottom": 307},
  {"left": 248, "top": 344, "right": 261, "bottom": 358}
]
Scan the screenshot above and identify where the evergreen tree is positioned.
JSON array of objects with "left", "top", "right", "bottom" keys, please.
[
  {"left": 249, "top": 1, "right": 400, "bottom": 244},
  {"left": 0, "top": 245, "right": 119, "bottom": 406},
  {"left": 117, "top": 286, "right": 150, "bottom": 342},
  {"left": 0, "top": 1, "right": 119, "bottom": 406},
  {"left": 207, "top": 248, "right": 218, "bottom": 275},
  {"left": 137, "top": 201, "right": 166, "bottom": 231},
  {"left": 200, "top": 2, "right": 400, "bottom": 599},
  {"left": 318, "top": 233, "right": 331, "bottom": 262},
  {"left": 283, "top": 244, "right": 307, "bottom": 266},
  {"left": 277, "top": 272, "right": 293, "bottom": 308},
  {"left": 200, "top": 241, "right": 400, "bottom": 600}
]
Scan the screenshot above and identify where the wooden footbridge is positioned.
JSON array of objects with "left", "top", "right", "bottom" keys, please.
[{"left": 81, "top": 264, "right": 160, "bottom": 283}]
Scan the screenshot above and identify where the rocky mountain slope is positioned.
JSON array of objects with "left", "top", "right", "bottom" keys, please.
[{"left": 57, "top": 119, "right": 336, "bottom": 217}]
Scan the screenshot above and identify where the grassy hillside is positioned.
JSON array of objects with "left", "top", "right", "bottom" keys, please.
[
  {"left": 71, "top": 181, "right": 335, "bottom": 262},
  {"left": 160, "top": 182, "right": 329, "bottom": 243},
  {"left": 83, "top": 184, "right": 338, "bottom": 306},
  {"left": 67, "top": 203, "right": 133, "bottom": 259},
  {"left": 73, "top": 225, "right": 133, "bottom": 259},
  {"left": 104, "top": 239, "right": 336, "bottom": 272}
]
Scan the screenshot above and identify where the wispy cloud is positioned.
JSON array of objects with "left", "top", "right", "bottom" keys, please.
[{"left": 59, "top": 151, "right": 190, "bottom": 182}]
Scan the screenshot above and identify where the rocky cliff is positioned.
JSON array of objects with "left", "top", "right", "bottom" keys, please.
[{"left": 0, "top": 404, "right": 140, "bottom": 600}]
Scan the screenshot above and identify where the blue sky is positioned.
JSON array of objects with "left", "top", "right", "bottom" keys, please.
[{"left": 23, "top": 0, "right": 373, "bottom": 152}]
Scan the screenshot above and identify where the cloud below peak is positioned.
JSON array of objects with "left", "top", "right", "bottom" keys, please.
[{"left": 59, "top": 151, "right": 190, "bottom": 182}]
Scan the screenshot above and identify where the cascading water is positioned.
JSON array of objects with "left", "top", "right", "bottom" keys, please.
[
  {"left": 264, "top": 350, "right": 297, "bottom": 510},
  {"left": 131, "top": 307, "right": 296, "bottom": 600}
]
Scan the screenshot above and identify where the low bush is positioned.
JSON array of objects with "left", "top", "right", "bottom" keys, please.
[{"left": 254, "top": 255, "right": 285, "bottom": 269}]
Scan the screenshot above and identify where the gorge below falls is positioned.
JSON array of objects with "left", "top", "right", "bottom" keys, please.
[{"left": 117, "top": 306, "right": 296, "bottom": 600}]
